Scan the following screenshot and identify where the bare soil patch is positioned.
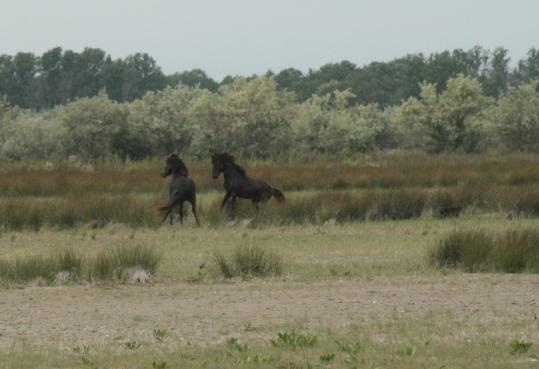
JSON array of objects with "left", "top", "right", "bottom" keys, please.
[{"left": 0, "top": 274, "right": 537, "bottom": 351}]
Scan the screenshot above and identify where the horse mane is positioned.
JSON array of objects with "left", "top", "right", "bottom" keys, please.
[
  {"left": 177, "top": 159, "right": 189, "bottom": 177},
  {"left": 212, "top": 152, "right": 246, "bottom": 177},
  {"left": 169, "top": 154, "right": 189, "bottom": 177}
]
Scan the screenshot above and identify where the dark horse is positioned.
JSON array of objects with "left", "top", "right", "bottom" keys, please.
[
  {"left": 211, "top": 153, "right": 285, "bottom": 211},
  {"left": 158, "top": 154, "right": 200, "bottom": 225}
]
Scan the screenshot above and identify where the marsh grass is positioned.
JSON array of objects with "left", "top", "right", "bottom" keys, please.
[
  {"left": 213, "top": 245, "right": 283, "bottom": 279},
  {"left": 0, "top": 249, "right": 82, "bottom": 283},
  {"left": 0, "top": 244, "right": 160, "bottom": 284},
  {"left": 371, "top": 189, "right": 426, "bottom": 220},
  {"left": 87, "top": 244, "right": 161, "bottom": 282},
  {"left": 0, "top": 195, "right": 160, "bottom": 230},
  {"left": 5, "top": 182, "right": 539, "bottom": 230},
  {"left": 430, "top": 228, "right": 539, "bottom": 273},
  {"left": 3, "top": 154, "right": 539, "bottom": 197}
]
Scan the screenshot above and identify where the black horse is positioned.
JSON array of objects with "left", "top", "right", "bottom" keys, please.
[
  {"left": 158, "top": 154, "right": 200, "bottom": 225},
  {"left": 211, "top": 153, "right": 285, "bottom": 211}
]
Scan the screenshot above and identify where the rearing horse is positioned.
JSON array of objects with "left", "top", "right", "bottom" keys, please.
[
  {"left": 211, "top": 153, "right": 285, "bottom": 211},
  {"left": 158, "top": 154, "right": 200, "bottom": 225}
]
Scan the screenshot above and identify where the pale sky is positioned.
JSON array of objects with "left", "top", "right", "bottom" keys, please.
[{"left": 1, "top": 0, "right": 538, "bottom": 80}]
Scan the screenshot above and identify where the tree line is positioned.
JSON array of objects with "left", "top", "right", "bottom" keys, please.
[
  {"left": 1, "top": 46, "right": 539, "bottom": 110},
  {"left": 1, "top": 74, "right": 538, "bottom": 161}
]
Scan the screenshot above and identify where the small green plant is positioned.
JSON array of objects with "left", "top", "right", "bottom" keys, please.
[
  {"left": 80, "top": 356, "right": 94, "bottom": 366},
  {"left": 153, "top": 328, "right": 168, "bottom": 342},
  {"left": 245, "top": 355, "right": 273, "bottom": 364},
  {"left": 185, "top": 263, "right": 207, "bottom": 283},
  {"left": 226, "top": 337, "right": 248, "bottom": 352},
  {"left": 335, "top": 340, "right": 364, "bottom": 354},
  {"left": 243, "top": 321, "right": 255, "bottom": 332},
  {"left": 401, "top": 344, "right": 416, "bottom": 357},
  {"left": 320, "top": 353, "right": 336, "bottom": 362},
  {"left": 125, "top": 340, "right": 140, "bottom": 350},
  {"left": 270, "top": 331, "right": 317, "bottom": 349},
  {"left": 152, "top": 360, "right": 168, "bottom": 369},
  {"left": 73, "top": 345, "right": 90, "bottom": 355},
  {"left": 510, "top": 339, "right": 533, "bottom": 355}
]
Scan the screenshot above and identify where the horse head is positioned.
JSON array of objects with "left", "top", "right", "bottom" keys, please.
[
  {"left": 161, "top": 154, "right": 188, "bottom": 177},
  {"left": 211, "top": 153, "right": 234, "bottom": 179}
]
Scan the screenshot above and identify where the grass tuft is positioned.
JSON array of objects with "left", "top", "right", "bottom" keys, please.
[
  {"left": 88, "top": 244, "right": 161, "bottom": 282},
  {"left": 0, "top": 249, "right": 82, "bottom": 283},
  {"left": 0, "top": 244, "right": 160, "bottom": 284},
  {"left": 213, "top": 245, "right": 283, "bottom": 279},
  {"left": 430, "top": 228, "right": 539, "bottom": 273}
]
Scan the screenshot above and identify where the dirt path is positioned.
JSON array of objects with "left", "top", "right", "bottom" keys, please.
[{"left": 0, "top": 274, "right": 537, "bottom": 351}]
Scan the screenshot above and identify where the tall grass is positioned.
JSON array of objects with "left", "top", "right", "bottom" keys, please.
[
  {"left": 87, "top": 244, "right": 161, "bottom": 282},
  {"left": 4, "top": 153, "right": 539, "bottom": 196},
  {"left": 5, "top": 184, "right": 539, "bottom": 229},
  {"left": 0, "top": 244, "right": 161, "bottom": 284},
  {"left": 0, "top": 195, "right": 160, "bottom": 230},
  {"left": 213, "top": 245, "right": 283, "bottom": 278},
  {"left": 0, "top": 249, "right": 82, "bottom": 283},
  {"left": 430, "top": 228, "right": 539, "bottom": 273}
]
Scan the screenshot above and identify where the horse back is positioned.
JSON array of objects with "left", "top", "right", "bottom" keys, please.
[{"left": 169, "top": 176, "right": 196, "bottom": 200}]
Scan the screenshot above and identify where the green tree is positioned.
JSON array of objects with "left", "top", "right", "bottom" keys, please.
[
  {"left": 483, "top": 47, "right": 510, "bottom": 98},
  {"left": 494, "top": 81, "right": 539, "bottom": 151},
  {"left": 167, "top": 69, "right": 218, "bottom": 92},
  {"left": 60, "top": 91, "right": 128, "bottom": 159},
  {"left": 399, "top": 75, "right": 492, "bottom": 152},
  {"left": 192, "top": 77, "right": 295, "bottom": 158},
  {"left": 127, "top": 85, "right": 203, "bottom": 158}
]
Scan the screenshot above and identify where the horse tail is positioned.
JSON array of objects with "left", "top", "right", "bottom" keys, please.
[
  {"left": 271, "top": 187, "right": 286, "bottom": 203},
  {"left": 156, "top": 204, "right": 171, "bottom": 212}
]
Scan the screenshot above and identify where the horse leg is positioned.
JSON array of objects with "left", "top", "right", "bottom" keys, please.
[
  {"left": 191, "top": 200, "right": 201, "bottom": 226},
  {"left": 179, "top": 202, "right": 184, "bottom": 224},
  {"left": 230, "top": 194, "right": 237, "bottom": 213},
  {"left": 220, "top": 191, "right": 232, "bottom": 209},
  {"left": 252, "top": 200, "right": 260, "bottom": 211},
  {"left": 161, "top": 208, "right": 172, "bottom": 224}
]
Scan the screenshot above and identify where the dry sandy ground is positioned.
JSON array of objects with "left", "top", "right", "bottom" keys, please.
[{"left": 0, "top": 274, "right": 537, "bottom": 351}]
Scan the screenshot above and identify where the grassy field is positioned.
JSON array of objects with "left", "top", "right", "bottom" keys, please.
[
  {"left": 1, "top": 155, "right": 539, "bottom": 368},
  {"left": 1, "top": 219, "right": 539, "bottom": 368}
]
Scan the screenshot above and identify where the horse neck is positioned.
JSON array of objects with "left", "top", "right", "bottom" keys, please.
[
  {"left": 172, "top": 167, "right": 187, "bottom": 180},
  {"left": 222, "top": 162, "right": 243, "bottom": 183}
]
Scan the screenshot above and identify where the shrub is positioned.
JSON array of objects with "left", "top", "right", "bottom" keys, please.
[{"left": 213, "top": 245, "right": 282, "bottom": 279}]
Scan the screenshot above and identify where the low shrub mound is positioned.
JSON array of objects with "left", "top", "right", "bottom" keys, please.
[
  {"left": 213, "top": 245, "right": 283, "bottom": 279},
  {"left": 430, "top": 228, "right": 539, "bottom": 273},
  {"left": 0, "top": 244, "right": 160, "bottom": 285}
]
